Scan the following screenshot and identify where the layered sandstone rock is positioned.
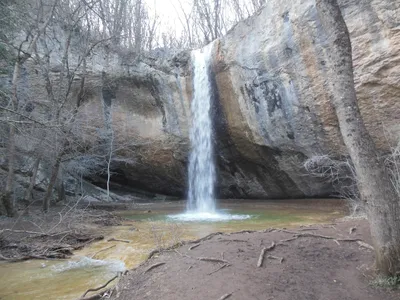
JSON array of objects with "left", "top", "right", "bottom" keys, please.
[{"left": 8, "top": 0, "right": 398, "bottom": 200}]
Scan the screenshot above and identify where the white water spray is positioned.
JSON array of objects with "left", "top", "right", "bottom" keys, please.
[{"left": 186, "top": 44, "right": 216, "bottom": 214}]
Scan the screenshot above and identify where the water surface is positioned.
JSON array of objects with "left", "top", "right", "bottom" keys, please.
[{"left": 0, "top": 200, "right": 345, "bottom": 299}]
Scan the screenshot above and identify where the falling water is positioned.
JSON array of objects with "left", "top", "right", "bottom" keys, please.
[
  {"left": 187, "top": 43, "right": 216, "bottom": 214},
  {"left": 169, "top": 44, "right": 251, "bottom": 222}
]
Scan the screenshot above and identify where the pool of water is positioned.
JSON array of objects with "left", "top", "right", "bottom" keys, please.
[{"left": 0, "top": 200, "right": 345, "bottom": 299}]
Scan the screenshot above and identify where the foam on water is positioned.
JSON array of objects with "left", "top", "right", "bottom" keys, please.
[
  {"left": 52, "top": 256, "right": 126, "bottom": 273},
  {"left": 168, "top": 211, "right": 252, "bottom": 222}
]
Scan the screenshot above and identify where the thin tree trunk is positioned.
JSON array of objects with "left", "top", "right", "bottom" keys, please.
[
  {"left": 1, "top": 60, "right": 22, "bottom": 217},
  {"left": 25, "top": 156, "right": 41, "bottom": 203},
  {"left": 316, "top": 0, "right": 400, "bottom": 276},
  {"left": 134, "top": 0, "right": 142, "bottom": 58},
  {"left": 57, "top": 175, "right": 66, "bottom": 203},
  {"left": 43, "top": 154, "right": 62, "bottom": 213}
]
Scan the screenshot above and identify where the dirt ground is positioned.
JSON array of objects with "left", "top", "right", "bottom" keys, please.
[
  {"left": 111, "top": 218, "right": 400, "bottom": 300},
  {"left": 0, "top": 206, "right": 121, "bottom": 261}
]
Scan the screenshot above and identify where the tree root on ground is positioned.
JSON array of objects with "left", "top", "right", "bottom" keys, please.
[
  {"left": 189, "top": 244, "right": 200, "bottom": 250},
  {"left": 257, "top": 242, "right": 275, "bottom": 267},
  {"left": 198, "top": 257, "right": 230, "bottom": 264},
  {"left": 208, "top": 263, "right": 230, "bottom": 275},
  {"left": 81, "top": 275, "right": 118, "bottom": 299},
  {"left": 144, "top": 262, "right": 166, "bottom": 274}
]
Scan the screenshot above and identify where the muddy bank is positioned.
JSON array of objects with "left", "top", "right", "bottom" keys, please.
[
  {"left": 0, "top": 207, "right": 121, "bottom": 261},
  {"left": 110, "top": 218, "right": 400, "bottom": 300}
]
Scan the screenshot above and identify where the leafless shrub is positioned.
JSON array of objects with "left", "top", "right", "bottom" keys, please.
[
  {"left": 385, "top": 140, "right": 400, "bottom": 199},
  {"left": 149, "top": 221, "right": 184, "bottom": 250},
  {"left": 303, "top": 155, "right": 362, "bottom": 215}
]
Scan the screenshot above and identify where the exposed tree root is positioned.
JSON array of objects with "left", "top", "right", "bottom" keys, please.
[
  {"left": 277, "top": 229, "right": 360, "bottom": 242},
  {"left": 189, "top": 244, "right": 200, "bottom": 250},
  {"left": 81, "top": 275, "right": 118, "bottom": 298},
  {"left": 0, "top": 253, "right": 67, "bottom": 262},
  {"left": 190, "top": 232, "right": 224, "bottom": 243},
  {"left": 144, "top": 262, "right": 166, "bottom": 274},
  {"left": 257, "top": 242, "right": 275, "bottom": 267},
  {"left": 208, "top": 263, "right": 230, "bottom": 275},
  {"left": 198, "top": 257, "right": 230, "bottom": 264},
  {"left": 230, "top": 230, "right": 256, "bottom": 235}
]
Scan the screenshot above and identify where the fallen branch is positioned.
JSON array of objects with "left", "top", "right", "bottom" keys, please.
[
  {"left": 91, "top": 245, "right": 116, "bottom": 259},
  {"left": 108, "top": 238, "right": 130, "bottom": 243},
  {"left": 81, "top": 275, "right": 118, "bottom": 298},
  {"left": 144, "top": 262, "right": 166, "bottom": 274},
  {"left": 257, "top": 242, "right": 275, "bottom": 268},
  {"left": 218, "top": 293, "right": 232, "bottom": 300}
]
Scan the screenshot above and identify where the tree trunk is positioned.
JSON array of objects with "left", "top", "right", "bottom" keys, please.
[
  {"left": 315, "top": 0, "right": 400, "bottom": 276},
  {"left": 57, "top": 176, "right": 66, "bottom": 203},
  {"left": 43, "top": 155, "right": 62, "bottom": 213},
  {"left": 1, "top": 60, "right": 22, "bottom": 217},
  {"left": 134, "top": 0, "right": 142, "bottom": 58},
  {"left": 24, "top": 156, "right": 41, "bottom": 203}
]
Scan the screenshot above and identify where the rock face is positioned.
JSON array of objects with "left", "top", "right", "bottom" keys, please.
[
  {"left": 89, "top": 0, "right": 398, "bottom": 199},
  {"left": 210, "top": 0, "right": 399, "bottom": 198},
  {"left": 7, "top": 0, "right": 398, "bottom": 200}
]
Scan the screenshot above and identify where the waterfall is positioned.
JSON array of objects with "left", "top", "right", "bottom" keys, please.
[
  {"left": 168, "top": 44, "right": 251, "bottom": 222},
  {"left": 187, "top": 44, "right": 216, "bottom": 214}
]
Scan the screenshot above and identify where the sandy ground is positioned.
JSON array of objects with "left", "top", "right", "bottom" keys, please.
[{"left": 110, "top": 218, "right": 400, "bottom": 300}]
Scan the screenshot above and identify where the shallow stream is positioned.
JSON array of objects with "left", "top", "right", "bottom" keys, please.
[{"left": 0, "top": 200, "right": 345, "bottom": 299}]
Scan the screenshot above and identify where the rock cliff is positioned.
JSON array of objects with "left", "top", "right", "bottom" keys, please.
[{"left": 5, "top": 0, "right": 399, "bottom": 200}]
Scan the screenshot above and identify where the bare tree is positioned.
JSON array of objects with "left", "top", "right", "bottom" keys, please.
[
  {"left": 316, "top": 0, "right": 400, "bottom": 276},
  {"left": 0, "top": 0, "right": 58, "bottom": 216}
]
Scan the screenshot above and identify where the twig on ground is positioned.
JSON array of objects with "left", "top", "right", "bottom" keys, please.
[
  {"left": 81, "top": 275, "right": 118, "bottom": 298},
  {"left": 189, "top": 244, "right": 200, "bottom": 251},
  {"left": 267, "top": 255, "right": 284, "bottom": 264},
  {"left": 218, "top": 293, "right": 232, "bottom": 300},
  {"left": 357, "top": 241, "right": 374, "bottom": 250},
  {"left": 144, "top": 262, "right": 166, "bottom": 274},
  {"left": 107, "top": 238, "right": 130, "bottom": 243}
]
